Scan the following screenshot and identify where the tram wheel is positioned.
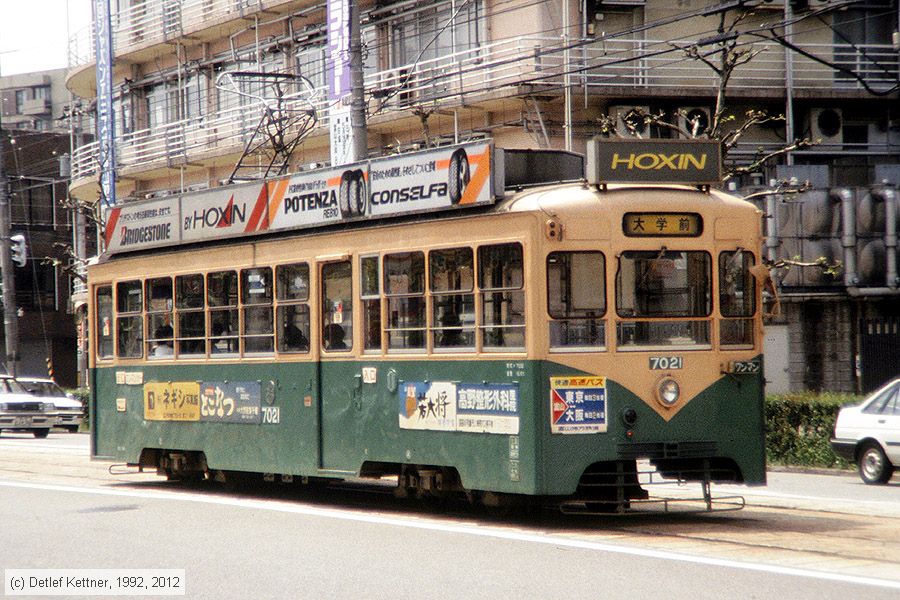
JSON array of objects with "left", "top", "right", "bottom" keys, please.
[{"left": 448, "top": 148, "right": 470, "bottom": 205}]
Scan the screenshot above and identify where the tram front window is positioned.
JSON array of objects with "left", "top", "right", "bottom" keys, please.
[{"left": 615, "top": 250, "right": 711, "bottom": 349}]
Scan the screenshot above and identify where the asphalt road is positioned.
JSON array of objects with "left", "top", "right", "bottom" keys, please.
[{"left": 1, "top": 433, "right": 899, "bottom": 600}]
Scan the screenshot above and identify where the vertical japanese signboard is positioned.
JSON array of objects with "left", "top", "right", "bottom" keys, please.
[
  {"left": 327, "top": 0, "right": 354, "bottom": 166},
  {"left": 94, "top": 0, "right": 117, "bottom": 209}
]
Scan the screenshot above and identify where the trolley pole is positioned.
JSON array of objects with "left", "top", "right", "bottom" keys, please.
[{"left": 0, "top": 124, "right": 20, "bottom": 376}]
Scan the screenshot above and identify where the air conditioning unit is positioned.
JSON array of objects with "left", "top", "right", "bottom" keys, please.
[
  {"left": 609, "top": 105, "right": 650, "bottom": 138},
  {"left": 809, "top": 107, "right": 842, "bottom": 144},
  {"left": 677, "top": 106, "right": 711, "bottom": 138}
]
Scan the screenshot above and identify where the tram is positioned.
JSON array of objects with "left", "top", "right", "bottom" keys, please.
[{"left": 88, "top": 139, "right": 767, "bottom": 512}]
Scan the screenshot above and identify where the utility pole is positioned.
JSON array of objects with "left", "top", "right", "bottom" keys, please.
[
  {"left": 0, "top": 121, "right": 20, "bottom": 376},
  {"left": 348, "top": 0, "right": 367, "bottom": 162}
]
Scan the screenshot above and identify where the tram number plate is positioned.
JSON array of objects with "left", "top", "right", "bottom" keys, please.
[
  {"left": 732, "top": 360, "right": 761, "bottom": 374},
  {"left": 13, "top": 416, "right": 31, "bottom": 427},
  {"left": 262, "top": 407, "right": 280, "bottom": 424},
  {"left": 649, "top": 356, "right": 683, "bottom": 370}
]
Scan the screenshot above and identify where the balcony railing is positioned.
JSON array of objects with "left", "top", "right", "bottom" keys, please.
[
  {"left": 69, "top": 0, "right": 269, "bottom": 66},
  {"left": 69, "top": 33, "right": 899, "bottom": 183}
]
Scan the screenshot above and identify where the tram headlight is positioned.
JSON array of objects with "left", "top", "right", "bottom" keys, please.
[{"left": 656, "top": 378, "right": 680, "bottom": 407}]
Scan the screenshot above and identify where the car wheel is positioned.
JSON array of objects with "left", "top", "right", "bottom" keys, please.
[
  {"left": 33, "top": 429, "right": 50, "bottom": 439},
  {"left": 448, "top": 148, "right": 470, "bottom": 205},
  {"left": 858, "top": 442, "right": 894, "bottom": 485}
]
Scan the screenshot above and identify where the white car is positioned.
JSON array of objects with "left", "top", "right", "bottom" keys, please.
[
  {"left": 831, "top": 377, "right": 900, "bottom": 485},
  {"left": 0, "top": 375, "right": 57, "bottom": 438},
  {"left": 17, "top": 377, "right": 84, "bottom": 433}
]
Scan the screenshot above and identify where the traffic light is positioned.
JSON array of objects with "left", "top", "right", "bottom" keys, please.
[{"left": 10, "top": 234, "right": 27, "bottom": 267}]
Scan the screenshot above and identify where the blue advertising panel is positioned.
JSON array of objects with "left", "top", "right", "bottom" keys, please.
[
  {"left": 94, "top": 0, "right": 117, "bottom": 207},
  {"left": 550, "top": 376, "right": 608, "bottom": 434}
]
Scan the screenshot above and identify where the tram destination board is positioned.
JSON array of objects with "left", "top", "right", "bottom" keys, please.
[{"left": 587, "top": 139, "right": 722, "bottom": 186}]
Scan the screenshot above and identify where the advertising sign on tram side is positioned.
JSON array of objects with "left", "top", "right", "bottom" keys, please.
[
  {"left": 102, "top": 140, "right": 496, "bottom": 255},
  {"left": 550, "top": 376, "right": 608, "bottom": 434},
  {"left": 267, "top": 166, "right": 352, "bottom": 230},
  {"left": 103, "top": 198, "right": 181, "bottom": 254},
  {"left": 368, "top": 142, "right": 493, "bottom": 216},
  {"left": 181, "top": 182, "right": 268, "bottom": 242}
]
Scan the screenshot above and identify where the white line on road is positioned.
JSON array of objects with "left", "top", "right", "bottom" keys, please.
[{"left": 1, "top": 479, "right": 899, "bottom": 591}]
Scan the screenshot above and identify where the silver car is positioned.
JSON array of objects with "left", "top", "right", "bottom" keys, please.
[
  {"left": 831, "top": 377, "right": 900, "bottom": 485},
  {"left": 0, "top": 375, "right": 58, "bottom": 438},
  {"left": 17, "top": 377, "right": 84, "bottom": 433}
]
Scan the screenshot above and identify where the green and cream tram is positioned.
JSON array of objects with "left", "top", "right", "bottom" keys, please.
[{"left": 88, "top": 140, "right": 766, "bottom": 512}]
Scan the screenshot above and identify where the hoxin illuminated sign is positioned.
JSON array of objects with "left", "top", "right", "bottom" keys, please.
[{"left": 588, "top": 140, "right": 722, "bottom": 186}]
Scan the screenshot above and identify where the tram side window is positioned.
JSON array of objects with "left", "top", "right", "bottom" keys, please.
[
  {"left": 241, "top": 267, "right": 274, "bottom": 354},
  {"left": 116, "top": 280, "right": 143, "bottom": 358},
  {"left": 615, "top": 251, "right": 711, "bottom": 349},
  {"left": 479, "top": 243, "right": 525, "bottom": 350},
  {"left": 360, "top": 255, "right": 382, "bottom": 352},
  {"left": 146, "top": 277, "right": 174, "bottom": 358},
  {"left": 175, "top": 274, "right": 206, "bottom": 356},
  {"left": 207, "top": 271, "right": 239, "bottom": 355},
  {"left": 276, "top": 263, "right": 310, "bottom": 353},
  {"left": 719, "top": 250, "right": 756, "bottom": 347},
  {"left": 430, "top": 247, "right": 475, "bottom": 351},
  {"left": 384, "top": 252, "right": 426, "bottom": 351},
  {"left": 322, "top": 261, "right": 352, "bottom": 352},
  {"left": 547, "top": 252, "right": 606, "bottom": 349},
  {"left": 96, "top": 286, "right": 114, "bottom": 359}
]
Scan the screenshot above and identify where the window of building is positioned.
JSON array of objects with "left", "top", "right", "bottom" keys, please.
[
  {"left": 208, "top": 270, "right": 239, "bottom": 354},
  {"left": 145, "top": 277, "right": 174, "bottom": 358},
  {"left": 322, "top": 261, "right": 352, "bottom": 352},
  {"left": 276, "top": 263, "right": 310, "bottom": 353},
  {"left": 116, "top": 280, "right": 143, "bottom": 358},
  {"left": 96, "top": 286, "right": 114, "bottom": 359},
  {"left": 547, "top": 251, "right": 606, "bottom": 350},
  {"left": 615, "top": 250, "right": 711, "bottom": 349},
  {"left": 430, "top": 247, "right": 475, "bottom": 351},
  {"left": 384, "top": 251, "right": 426, "bottom": 351},
  {"left": 175, "top": 274, "right": 206, "bottom": 356},
  {"left": 719, "top": 250, "right": 756, "bottom": 347},
  {"left": 479, "top": 243, "right": 525, "bottom": 350},
  {"left": 360, "top": 255, "right": 382, "bottom": 352},
  {"left": 33, "top": 86, "right": 50, "bottom": 101},
  {"left": 15, "top": 90, "right": 27, "bottom": 113},
  {"left": 241, "top": 267, "right": 274, "bottom": 354},
  {"left": 296, "top": 43, "right": 327, "bottom": 90}
]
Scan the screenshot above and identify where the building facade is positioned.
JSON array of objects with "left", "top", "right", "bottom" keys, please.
[
  {"left": 1, "top": 69, "right": 83, "bottom": 386},
  {"left": 65, "top": 0, "right": 900, "bottom": 392}
]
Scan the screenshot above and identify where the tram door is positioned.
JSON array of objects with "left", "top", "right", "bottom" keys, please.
[{"left": 317, "top": 259, "right": 359, "bottom": 472}]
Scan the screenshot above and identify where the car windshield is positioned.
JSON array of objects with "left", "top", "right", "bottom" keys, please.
[
  {"left": 21, "top": 381, "right": 65, "bottom": 397},
  {"left": 0, "top": 378, "right": 27, "bottom": 394}
]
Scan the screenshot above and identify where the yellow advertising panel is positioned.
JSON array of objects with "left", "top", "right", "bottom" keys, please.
[{"left": 144, "top": 381, "right": 201, "bottom": 421}]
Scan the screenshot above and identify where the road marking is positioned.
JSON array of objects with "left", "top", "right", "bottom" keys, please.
[{"left": 1, "top": 479, "right": 899, "bottom": 590}]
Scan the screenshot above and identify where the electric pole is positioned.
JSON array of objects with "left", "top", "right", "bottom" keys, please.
[
  {"left": 0, "top": 120, "right": 20, "bottom": 376},
  {"left": 349, "top": 0, "right": 367, "bottom": 162}
]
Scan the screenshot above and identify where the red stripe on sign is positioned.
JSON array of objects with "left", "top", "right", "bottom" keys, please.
[
  {"left": 104, "top": 208, "right": 121, "bottom": 247},
  {"left": 245, "top": 183, "right": 270, "bottom": 232},
  {"left": 551, "top": 389, "right": 569, "bottom": 425}
]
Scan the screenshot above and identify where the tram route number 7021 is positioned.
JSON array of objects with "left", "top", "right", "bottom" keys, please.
[{"left": 649, "top": 356, "right": 683, "bottom": 370}]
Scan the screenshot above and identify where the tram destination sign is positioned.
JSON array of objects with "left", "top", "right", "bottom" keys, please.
[
  {"left": 587, "top": 139, "right": 722, "bottom": 186},
  {"left": 102, "top": 140, "right": 497, "bottom": 255}
]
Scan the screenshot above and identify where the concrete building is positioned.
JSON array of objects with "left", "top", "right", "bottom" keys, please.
[
  {"left": 1, "top": 69, "right": 82, "bottom": 386},
  {"left": 64, "top": 0, "right": 899, "bottom": 392}
]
